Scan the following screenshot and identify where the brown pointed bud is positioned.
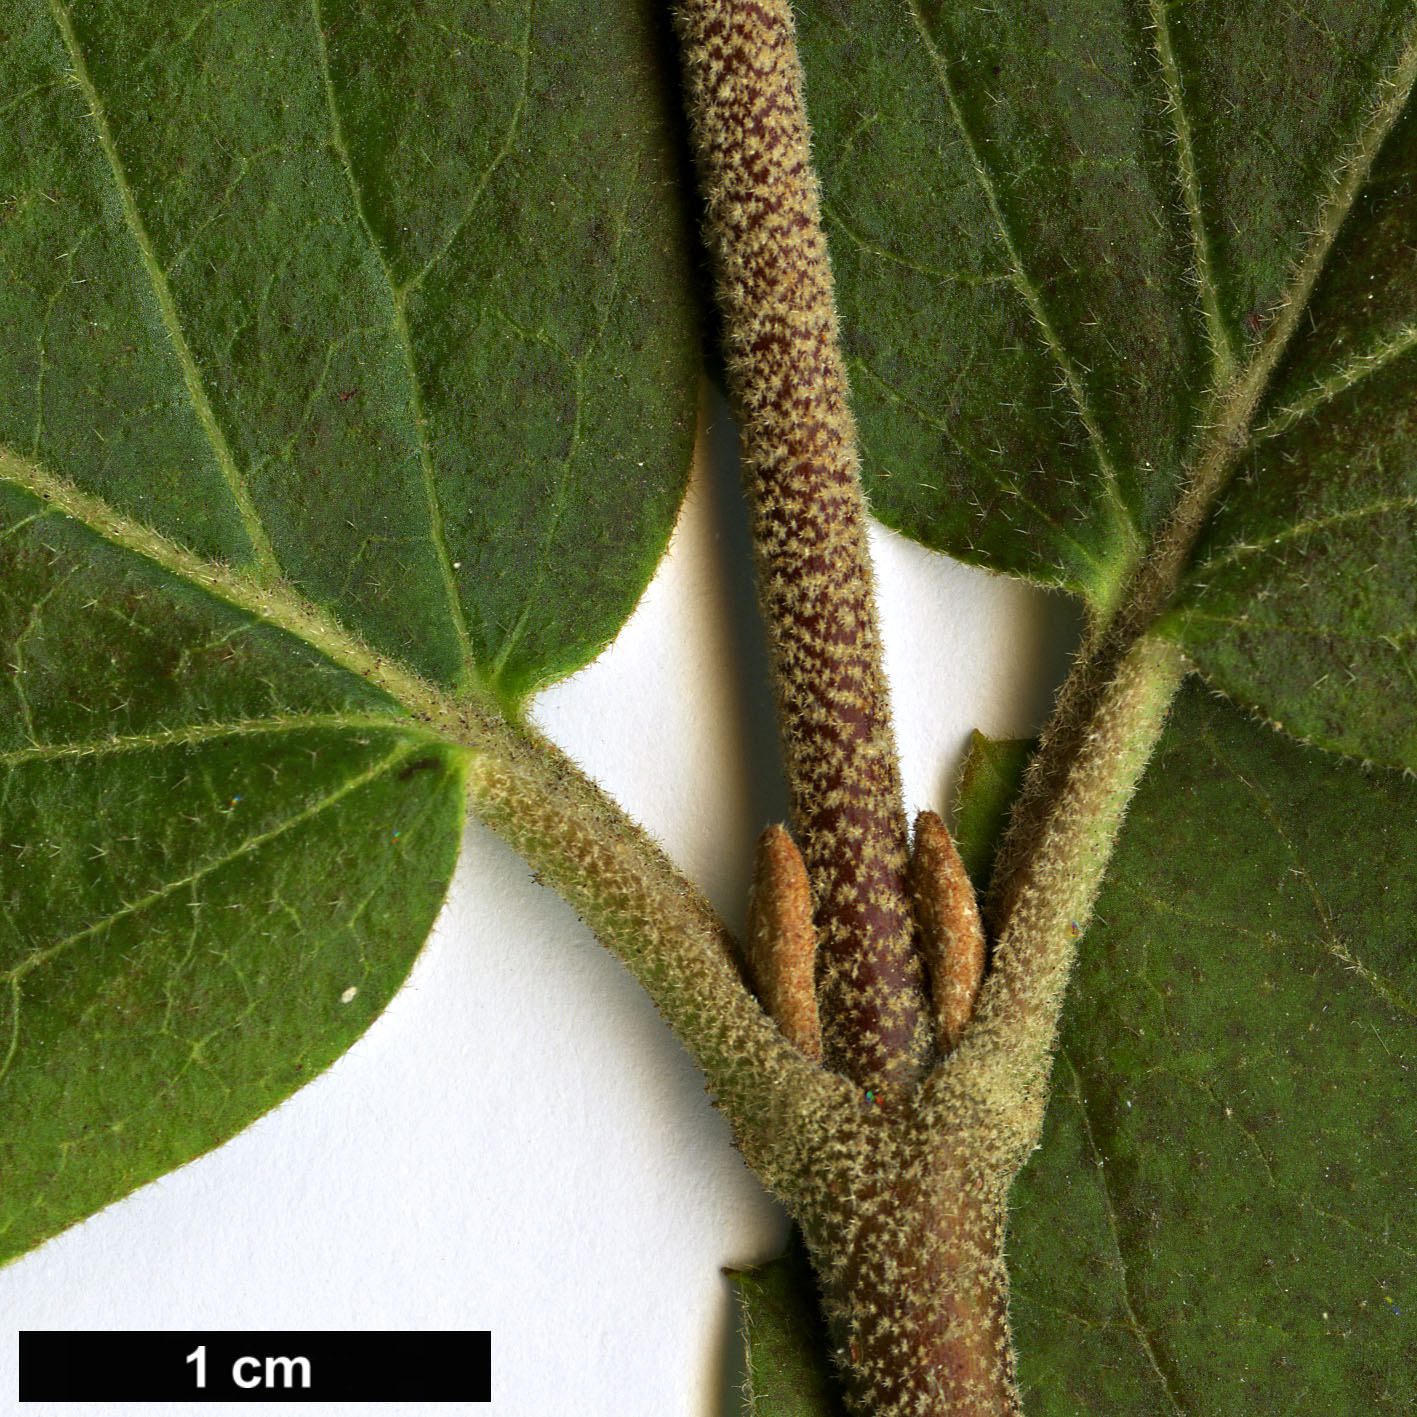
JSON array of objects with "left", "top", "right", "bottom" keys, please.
[
  {"left": 744, "top": 825, "right": 821, "bottom": 1062},
  {"left": 910, "top": 810, "right": 986, "bottom": 1053}
]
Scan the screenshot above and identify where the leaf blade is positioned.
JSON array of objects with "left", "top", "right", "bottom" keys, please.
[
  {"left": 800, "top": 2, "right": 1417, "bottom": 769},
  {"left": 4, "top": 0, "right": 699, "bottom": 700},
  {"left": 1009, "top": 684, "right": 1417, "bottom": 1413},
  {"left": 1163, "top": 68, "right": 1417, "bottom": 769},
  {"left": 729, "top": 1234, "right": 848, "bottom": 1417},
  {"left": 0, "top": 484, "right": 467, "bottom": 1262},
  {"left": 0, "top": 726, "right": 464, "bottom": 1264}
]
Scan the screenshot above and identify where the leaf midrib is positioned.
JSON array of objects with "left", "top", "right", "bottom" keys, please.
[
  {"left": 1148, "top": 0, "right": 1236, "bottom": 389},
  {"left": 1152, "top": 20, "right": 1417, "bottom": 588},
  {"left": 49, "top": 0, "right": 500, "bottom": 697},
  {"left": 0, "top": 713, "right": 429, "bottom": 767},
  {"left": 0, "top": 448, "right": 491, "bottom": 753}
]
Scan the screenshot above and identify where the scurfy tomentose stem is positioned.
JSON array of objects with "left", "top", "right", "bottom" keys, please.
[
  {"left": 674, "top": 0, "right": 932, "bottom": 1095},
  {"left": 671, "top": 2, "right": 1186, "bottom": 1414},
  {"left": 674, "top": 0, "right": 1029, "bottom": 1409}
]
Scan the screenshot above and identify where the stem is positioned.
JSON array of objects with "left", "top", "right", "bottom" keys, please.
[
  {"left": 949, "top": 636, "right": 1187, "bottom": 1168},
  {"left": 781, "top": 637, "right": 1183, "bottom": 1417},
  {"left": 6, "top": 434, "right": 852, "bottom": 1195},
  {"left": 674, "top": 0, "right": 929, "bottom": 1090},
  {"left": 461, "top": 710, "right": 841, "bottom": 1187},
  {"left": 793, "top": 1094, "right": 1022, "bottom": 1417},
  {"left": 481, "top": 11, "right": 1189, "bottom": 1408},
  {"left": 490, "top": 0, "right": 1375, "bottom": 1397}
]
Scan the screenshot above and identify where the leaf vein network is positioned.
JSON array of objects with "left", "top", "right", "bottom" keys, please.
[
  {"left": 483, "top": 171, "right": 640, "bottom": 691},
  {"left": 823, "top": 204, "right": 1013, "bottom": 289},
  {"left": 902, "top": 0, "right": 1143, "bottom": 574},
  {"left": 1189, "top": 711, "right": 1412, "bottom": 1020},
  {"left": 2, "top": 739, "right": 425, "bottom": 989},
  {"left": 1062, "top": 1052, "right": 1189, "bottom": 1416},
  {"left": 399, "top": 0, "right": 535, "bottom": 300},
  {"left": 44, "top": 0, "right": 282, "bottom": 581},
  {"left": 308, "top": 0, "right": 478, "bottom": 692},
  {"left": 849, "top": 352, "right": 1116, "bottom": 589},
  {"left": 1176, "top": 608, "right": 1417, "bottom": 649}
]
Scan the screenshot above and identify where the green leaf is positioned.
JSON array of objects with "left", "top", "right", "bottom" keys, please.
[
  {"left": 1158, "top": 85, "right": 1417, "bottom": 770},
  {"left": 0, "top": 0, "right": 696, "bottom": 1259},
  {"left": 0, "top": 488, "right": 467, "bottom": 1262},
  {"left": 797, "top": 2, "right": 1417, "bottom": 762},
  {"left": 1, "top": 0, "right": 697, "bottom": 705},
  {"left": 728, "top": 1232, "right": 847, "bottom": 1417},
  {"left": 1009, "top": 683, "right": 1417, "bottom": 1413},
  {"left": 951, "top": 730, "right": 1033, "bottom": 895}
]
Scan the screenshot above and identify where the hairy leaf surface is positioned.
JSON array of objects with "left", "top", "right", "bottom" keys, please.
[
  {"left": 728, "top": 1235, "right": 847, "bottom": 1417},
  {"left": 1160, "top": 92, "right": 1417, "bottom": 770},
  {"left": 951, "top": 730, "right": 1032, "bottom": 895},
  {"left": 0, "top": 488, "right": 466, "bottom": 1262},
  {"left": 0, "top": 0, "right": 697, "bottom": 1260},
  {"left": 1010, "top": 684, "right": 1417, "bottom": 1413},
  {"left": 2, "top": 0, "right": 697, "bottom": 704},
  {"left": 799, "top": 1, "right": 1417, "bottom": 764}
]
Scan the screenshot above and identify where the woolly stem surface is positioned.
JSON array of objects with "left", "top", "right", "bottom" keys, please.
[
  {"left": 653, "top": 4, "right": 1200, "bottom": 1414},
  {"left": 674, "top": 0, "right": 929, "bottom": 1091}
]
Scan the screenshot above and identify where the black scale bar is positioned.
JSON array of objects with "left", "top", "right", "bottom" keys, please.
[{"left": 19, "top": 1331, "right": 490, "bottom": 1402}]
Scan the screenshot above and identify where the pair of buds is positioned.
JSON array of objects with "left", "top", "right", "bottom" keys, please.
[{"left": 742, "top": 814, "right": 985, "bottom": 1064}]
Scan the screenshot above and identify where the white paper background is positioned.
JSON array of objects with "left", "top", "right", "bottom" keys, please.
[{"left": 2, "top": 393, "right": 1078, "bottom": 1415}]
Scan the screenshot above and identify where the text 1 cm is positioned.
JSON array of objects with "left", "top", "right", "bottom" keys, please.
[{"left": 186, "top": 1344, "right": 312, "bottom": 1390}]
